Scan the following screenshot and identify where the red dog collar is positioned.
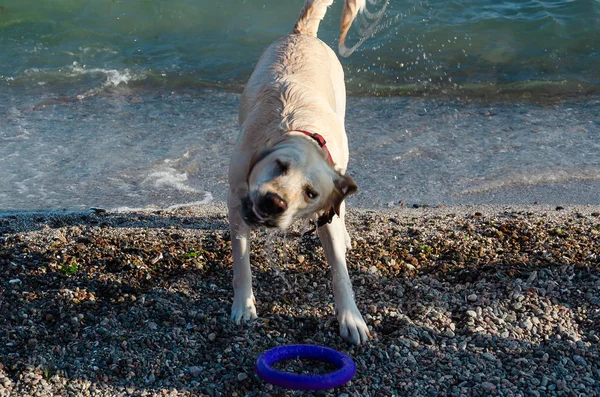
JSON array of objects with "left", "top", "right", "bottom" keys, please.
[{"left": 292, "top": 130, "right": 335, "bottom": 165}]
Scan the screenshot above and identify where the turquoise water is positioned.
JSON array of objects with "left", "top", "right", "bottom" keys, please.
[
  {"left": 2, "top": 0, "right": 599, "bottom": 96},
  {"left": 1, "top": 1, "right": 599, "bottom": 212}
]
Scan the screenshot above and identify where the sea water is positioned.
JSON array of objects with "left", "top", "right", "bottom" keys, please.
[{"left": 1, "top": 0, "right": 599, "bottom": 212}]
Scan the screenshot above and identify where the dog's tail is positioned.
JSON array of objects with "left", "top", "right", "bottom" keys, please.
[
  {"left": 293, "top": 0, "right": 338, "bottom": 37},
  {"left": 338, "top": 0, "right": 367, "bottom": 56},
  {"left": 293, "top": 0, "right": 385, "bottom": 58}
]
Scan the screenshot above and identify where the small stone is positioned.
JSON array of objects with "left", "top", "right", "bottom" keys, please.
[
  {"left": 9, "top": 279, "right": 21, "bottom": 285},
  {"left": 526, "top": 271, "right": 537, "bottom": 283},
  {"left": 297, "top": 255, "right": 305, "bottom": 264},
  {"left": 396, "top": 285, "right": 405, "bottom": 298},
  {"left": 208, "top": 333, "right": 216, "bottom": 342},
  {"left": 145, "top": 373, "right": 155, "bottom": 384},
  {"left": 481, "top": 382, "right": 496, "bottom": 392},
  {"left": 467, "top": 294, "right": 478, "bottom": 302},
  {"left": 237, "top": 373, "right": 248, "bottom": 381},
  {"left": 189, "top": 366, "right": 202, "bottom": 377},
  {"left": 521, "top": 319, "right": 533, "bottom": 331},
  {"left": 466, "top": 310, "right": 478, "bottom": 318},
  {"left": 482, "top": 353, "right": 496, "bottom": 361},
  {"left": 573, "top": 355, "right": 587, "bottom": 366}
]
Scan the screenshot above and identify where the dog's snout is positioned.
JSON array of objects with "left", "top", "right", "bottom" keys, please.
[{"left": 259, "top": 192, "right": 287, "bottom": 215}]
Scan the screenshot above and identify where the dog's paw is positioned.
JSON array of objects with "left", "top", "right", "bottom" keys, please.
[
  {"left": 230, "top": 295, "right": 257, "bottom": 323},
  {"left": 337, "top": 306, "right": 370, "bottom": 345}
]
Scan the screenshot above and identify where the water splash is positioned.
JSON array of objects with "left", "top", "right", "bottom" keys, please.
[
  {"left": 298, "top": 217, "right": 318, "bottom": 236},
  {"left": 339, "top": 0, "right": 390, "bottom": 57},
  {"left": 67, "top": 62, "right": 144, "bottom": 99},
  {"left": 262, "top": 229, "right": 293, "bottom": 293},
  {"left": 260, "top": 217, "right": 321, "bottom": 293}
]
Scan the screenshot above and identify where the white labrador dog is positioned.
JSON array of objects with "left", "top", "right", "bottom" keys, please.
[{"left": 227, "top": 0, "right": 371, "bottom": 344}]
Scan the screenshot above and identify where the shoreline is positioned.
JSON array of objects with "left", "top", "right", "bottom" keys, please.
[
  {"left": 1, "top": 203, "right": 599, "bottom": 229},
  {"left": 2, "top": 90, "right": 599, "bottom": 212},
  {"left": 1, "top": 204, "right": 599, "bottom": 396}
]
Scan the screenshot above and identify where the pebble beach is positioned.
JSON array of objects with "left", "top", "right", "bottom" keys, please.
[
  {"left": 1, "top": 204, "right": 599, "bottom": 396},
  {"left": 3, "top": 0, "right": 600, "bottom": 396}
]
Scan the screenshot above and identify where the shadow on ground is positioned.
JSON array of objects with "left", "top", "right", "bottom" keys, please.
[{"left": 0, "top": 209, "right": 599, "bottom": 396}]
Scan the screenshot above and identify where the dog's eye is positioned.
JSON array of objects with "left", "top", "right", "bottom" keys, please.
[
  {"left": 305, "top": 187, "right": 319, "bottom": 200},
  {"left": 275, "top": 159, "right": 289, "bottom": 174}
]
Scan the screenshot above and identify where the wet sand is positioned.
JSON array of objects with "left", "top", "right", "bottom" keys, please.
[{"left": 2, "top": 90, "right": 599, "bottom": 213}]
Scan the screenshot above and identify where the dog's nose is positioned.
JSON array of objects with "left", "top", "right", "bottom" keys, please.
[{"left": 258, "top": 192, "right": 287, "bottom": 215}]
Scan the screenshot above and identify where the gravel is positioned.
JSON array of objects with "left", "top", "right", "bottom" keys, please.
[{"left": 0, "top": 204, "right": 599, "bottom": 396}]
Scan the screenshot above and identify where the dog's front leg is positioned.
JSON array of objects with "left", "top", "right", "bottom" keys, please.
[
  {"left": 318, "top": 212, "right": 370, "bottom": 344},
  {"left": 228, "top": 195, "right": 257, "bottom": 322}
]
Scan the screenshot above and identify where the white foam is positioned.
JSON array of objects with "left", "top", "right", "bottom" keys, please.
[
  {"left": 68, "top": 62, "right": 139, "bottom": 88},
  {"left": 165, "top": 194, "right": 214, "bottom": 211},
  {"left": 16, "top": 63, "right": 146, "bottom": 99},
  {"left": 114, "top": 193, "right": 213, "bottom": 213},
  {"left": 19, "top": 63, "right": 142, "bottom": 89},
  {"left": 141, "top": 167, "right": 200, "bottom": 194}
]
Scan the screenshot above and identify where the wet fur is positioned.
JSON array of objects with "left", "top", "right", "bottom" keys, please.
[{"left": 227, "top": 0, "right": 370, "bottom": 344}]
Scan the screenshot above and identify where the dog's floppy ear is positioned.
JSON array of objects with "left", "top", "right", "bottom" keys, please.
[
  {"left": 332, "top": 173, "right": 358, "bottom": 216},
  {"left": 316, "top": 173, "right": 357, "bottom": 228},
  {"left": 247, "top": 147, "right": 276, "bottom": 175}
]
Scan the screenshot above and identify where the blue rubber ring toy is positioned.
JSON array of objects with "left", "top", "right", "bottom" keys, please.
[{"left": 255, "top": 344, "right": 356, "bottom": 390}]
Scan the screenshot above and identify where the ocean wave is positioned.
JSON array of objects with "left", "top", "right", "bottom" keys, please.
[
  {"left": 3, "top": 64, "right": 599, "bottom": 99},
  {"left": 141, "top": 169, "right": 200, "bottom": 195},
  {"left": 3, "top": 63, "right": 146, "bottom": 98},
  {"left": 1, "top": 0, "right": 599, "bottom": 98},
  {"left": 113, "top": 195, "right": 214, "bottom": 213}
]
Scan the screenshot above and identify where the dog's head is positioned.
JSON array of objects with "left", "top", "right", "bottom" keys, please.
[{"left": 242, "top": 138, "right": 357, "bottom": 229}]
